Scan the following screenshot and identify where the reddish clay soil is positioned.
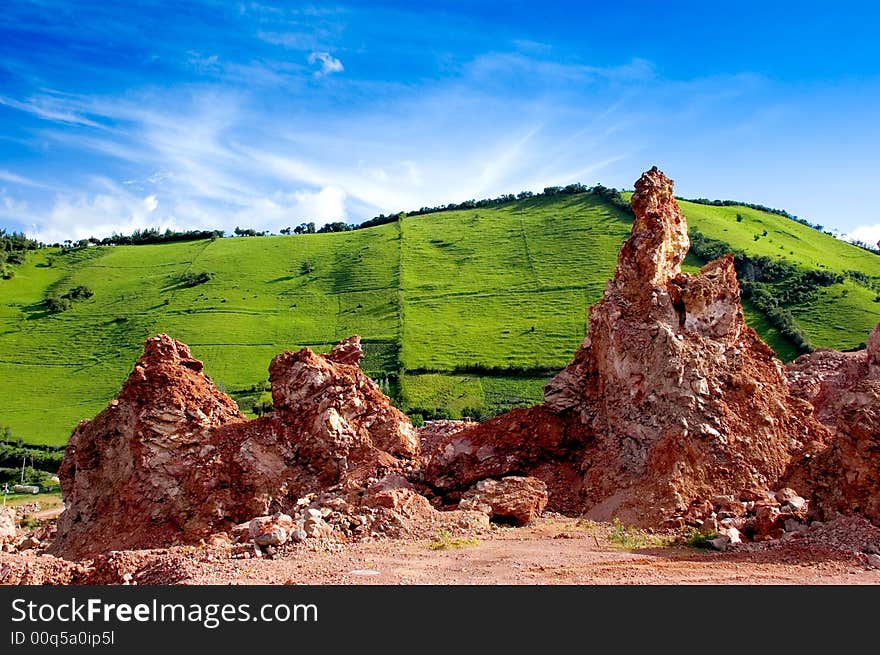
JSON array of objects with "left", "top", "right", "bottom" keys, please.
[{"left": 3, "top": 516, "right": 878, "bottom": 585}]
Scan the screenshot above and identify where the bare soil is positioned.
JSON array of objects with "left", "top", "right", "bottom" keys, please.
[
  {"left": 6, "top": 516, "right": 876, "bottom": 586},
  {"left": 216, "top": 518, "right": 880, "bottom": 585}
]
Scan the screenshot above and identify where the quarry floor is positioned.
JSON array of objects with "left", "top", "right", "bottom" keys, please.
[
  {"left": 4, "top": 516, "right": 880, "bottom": 585},
  {"left": 88, "top": 517, "right": 880, "bottom": 585},
  {"left": 221, "top": 518, "right": 880, "bottom": 585}
]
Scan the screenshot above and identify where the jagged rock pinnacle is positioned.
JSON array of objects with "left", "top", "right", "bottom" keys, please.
[{"left": 615, "top": 166, "right": 689, "bottom": 292}]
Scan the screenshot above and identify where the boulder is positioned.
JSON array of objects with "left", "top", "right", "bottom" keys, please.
[
  {"left": 302, "top": 516, "right": 332, "bottom": 540},
  {"left": 708, "top": 535, "right": 731, "bottom": 551},
  {"left": 249, "top": 513, "right": 295, "bottom": 546},
  {"left": 755, "top": 505, "right": 785, "bottom": 538},
  {"left": 459, "top": 476, "right": 548, "bottom": 525},
  {"left": 718, "top": 526, "right": 743, "bottom": 544},
  {"left": 774, "top": 488, "right": 800, "bottom": 503}
]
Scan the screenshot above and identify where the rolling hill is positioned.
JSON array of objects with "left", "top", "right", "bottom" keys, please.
[{"left": 3, "top": 190, "right": 879, "bottom": 445}]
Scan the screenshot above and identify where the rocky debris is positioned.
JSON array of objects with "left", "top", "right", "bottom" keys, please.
[
  {"left": 53, "top": 334, "right": 419, "bottom": 558},
  {"left": 417, "top": 420, "right": 474, "bottom": 463},
  {"left": 740, "top": 514, "right": 880, "bottom": 565},
  {"left": 677, "top": 487, "right": 810, "bottom": 543},
  {"left": 425, "top": 167, "right": 829, "bottom": 526},
  {"left": 325, "top": 335, "right": 364, "bottom": 367},
  {"left": 423, "top": 406, "right": 582, "bottom": 513},
  {"left": 0, "top": 507, "right": 15, "bottom": 543},
  {"left": 0, "top": 553, "right": 89, "bottom": 585},
  {"left": 785, "top": 323, "right": 880, "bottom": 526},
  {"left": 250, "top": 513, "right": 295, "bottom": 546},
  {"left": 459, "top": 476, "right": 548, "bottom": 525}
]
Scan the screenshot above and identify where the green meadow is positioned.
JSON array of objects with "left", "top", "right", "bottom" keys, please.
[{"left": 2, "top": 192, "right": 878, "bottom": 445}]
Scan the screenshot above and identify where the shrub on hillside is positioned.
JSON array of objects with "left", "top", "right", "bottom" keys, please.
[
  {"left": 180, "top": 271, "right": 212, "bottom": 287},
  {"left": 44, "top": 295, "right": 71, "bottom": 314}
]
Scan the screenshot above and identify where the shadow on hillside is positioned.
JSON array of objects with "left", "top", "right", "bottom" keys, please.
[
  {"left": 268, "top": 275, "right": 297, "bottom": 284},
  {"left": 22, "top": 301, "right": 51, "bottom": 320},
  {"left": 160, "top": 280, "right": 201, "bottom": 293}
]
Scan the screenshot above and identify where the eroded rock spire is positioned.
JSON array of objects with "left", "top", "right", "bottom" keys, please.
[{"left": 426, "top": 166, "right": 830, "bottom": 526}]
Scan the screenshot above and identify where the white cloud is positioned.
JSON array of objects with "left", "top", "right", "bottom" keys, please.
[
  {"left": 0, "top": 191, "right": 29, "bottom": 217},
  {"left": 259, "top": 31, "right": 321, "bottom": 51},
  {"left": 0, "top": 95, "right": 105, "bottom": 128},
  {"left": 5, "top": 50, "right": 641, "bottom": 241},
  {"left": 307, "top": 51, "right": 344, "bottom": 76},
  {"left": 290, "top": 186, "right": 347, "bottom": 221},
  {"left": 0, "top": 170, "right": 52, "bottom": 189},
  {"left": 844, "top": 224, "right": 880, "bottom": 249},
  {"left": 231, "top": 187, "right": 347, "bottom": 228},
  {"left": 29, "top": 183, "right": 174, "bottom": 244}
]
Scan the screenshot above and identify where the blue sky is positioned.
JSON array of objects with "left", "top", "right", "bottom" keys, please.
[{"left": 1, "top": 1, "right": 879, "bottom": 243}]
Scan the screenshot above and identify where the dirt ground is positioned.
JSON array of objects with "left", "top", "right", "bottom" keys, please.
[
  {"left": 209, "top": 518, "right": 880, "bottom": 585},
  {"left": 6, "top": 516, "right": 875, "bottom": 586}
]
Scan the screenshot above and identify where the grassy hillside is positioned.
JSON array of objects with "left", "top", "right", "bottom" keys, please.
[
  {"left": 2, "top": 192, "right": 878, "bottom": 445},
  {"left": 673, "top": 198, "right": 880, "bottom": 350}
]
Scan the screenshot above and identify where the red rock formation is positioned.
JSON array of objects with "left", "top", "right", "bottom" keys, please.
[
  {"left": 426, "top": 166, "right": 828, "bottom": 526},
  {"left": 459, "top": 476, "right": 548, "bottom": 526},
  {"left": 785, "top": 324, "right": 880, "bottom": 525},
  {"left": 53, "top": 334, "right": 418, "bottom": 558}
]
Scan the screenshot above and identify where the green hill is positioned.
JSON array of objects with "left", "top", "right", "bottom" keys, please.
[{"left": 3, "top": 191, "right": 879, "bottom": 445}]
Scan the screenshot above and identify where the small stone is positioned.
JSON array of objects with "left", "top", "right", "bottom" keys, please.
[
  {"left": 718, "top": 526, "right": 742, "bottom": 544},
  {"left": 774, "top": 488, "right": 800, "bottom": 503},
  {"left": 17, "top": 536, "right": 40, "bottom": 551},
  {"left": 289, "top": 528, "right": 307, "bottom": 543},
  {"left": 303, "top": 517, "right": 332, "bottom": 539},
  {"left": 249, "top": 513, "right": 294, "bottom": 546},
  {"left": 306, "top": 508, "right": 323, "bottom": 521},
  {"left": 708, "top": 535, "right": 731, "bottom": 551},
  {"left": 865, "top": 553, "right": 880, "bottom": 569}
]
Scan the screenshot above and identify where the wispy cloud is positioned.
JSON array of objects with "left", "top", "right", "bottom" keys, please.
[
  {"left": 0, "top": 94, "right": 105, "bottom": 128},
  {"left": 4, "top": 2, "right": 855, "bottom": 243},
  {"left": 307, "top": 51, "right": 344, "bottom": 77},
  {"left": 258, "top": 31, "right": 321, "bottom": 51},
  {"left": 466, "top": 53, "right": 655, "bottom": 86},
  {"left": 0, "top": 170, "right": 53, "bottom": 189}
]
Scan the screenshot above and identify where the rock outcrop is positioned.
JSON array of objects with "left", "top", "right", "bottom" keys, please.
[
  {"left": 53, "top": 334, "right": 419, "bottom": 558},
  {"left": 785, "top": 324, "right": 880, "bottom": 525},
  {"left": 459, "top": 476, "right": 548, "bottom": 525},
  {"left": 425, "top": 166, "right": 828, "bottom": 526}
]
